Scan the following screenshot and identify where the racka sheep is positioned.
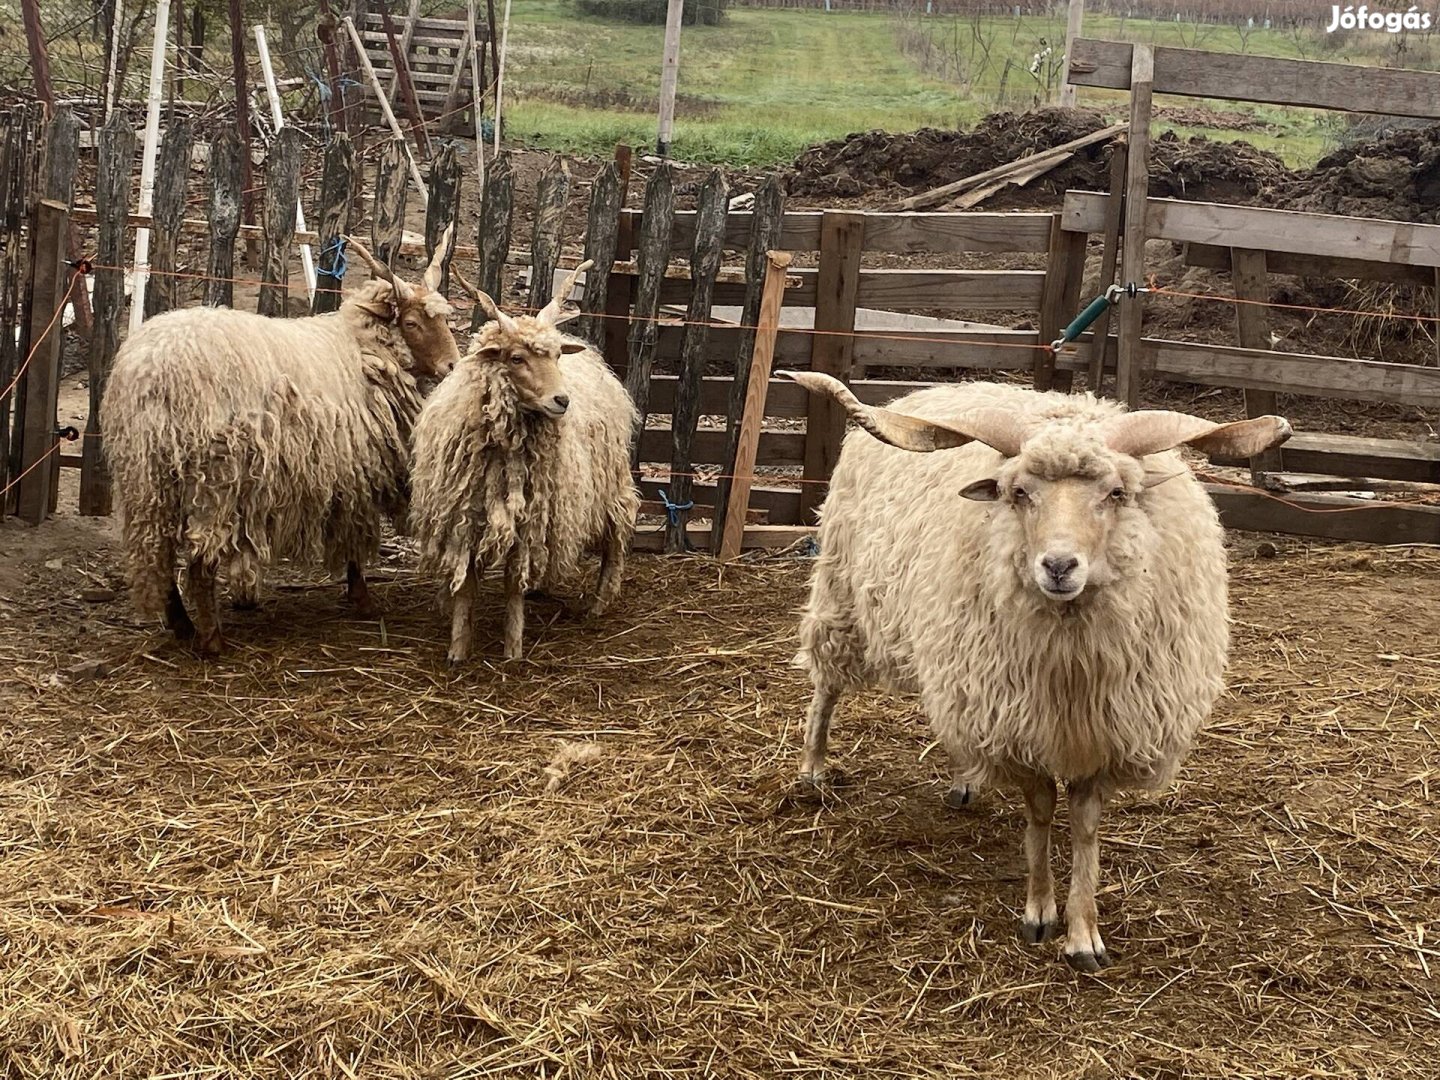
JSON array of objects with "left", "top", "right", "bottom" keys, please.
[
  {"left": 409, "top": 261, "right": 639, "bottom": 663},
  {"left": 783, "top": 372, "right": 1290, "bottom": 971},
  {"left": 101, "top": 231, "right": 461, "bottom": 655}
]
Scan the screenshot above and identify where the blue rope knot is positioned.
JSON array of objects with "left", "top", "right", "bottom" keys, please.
[
  {"left": 657, "top": 488, "right": 693, "bottom": 526},
  {"left": 320, "top": 236, "right": 348, "bottom": 282}
]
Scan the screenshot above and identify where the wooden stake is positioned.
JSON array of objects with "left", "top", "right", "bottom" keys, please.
[
  {"left": 468, "top": 0, "right": 486, "bottom": 200},
  {"left": 603, "top": 143, "right": 634, "bottom": 375},
  {"left": 656, "top": 0, "right": 684, "bottom": 157},
  {"left": 1231, "top": 246, "right": 1282, "bottom": 482},
  {"left": 40, "top": 105, "right": 93, "bottom": 338},
  {"left": 473, "top": 148, "right": 512, "bottom": 329},
  {"left": 424, "top": 142, "right": 462, "bottom": 295},
  {"left": 254, "top": 24, "right": 318, "bottom": 303},
  {"left": 343, "top": 15, "right": 428, "bottom": 203},
  {"left": 16, "top": 200, "right": 67, "bottom": 525},
  {"left": 206, "top": 128, "right": 243, "bottom": 307},
  {"left": 104, "top": 0, "right": 125, "bottom": 119},
  {"left": 129, "top": 0, "right": 172, "bottom": 333},
  {"left": 623, "top": 164, "right": 675, "bottom": 467},
  {"left": 372, "top": 135, "right": 409, "bottom": 267},
  {"left": 1035, "top": 213, "right": 1087, "bottom": 392},
  {"left": 579, "top": 161, "right": 622, "bottom": 344},
  {"left": 258, "top": 127, "right": 303, "bottom": 318},
  {"left": 719, "top": 251, "right": 792, "bottom": 563},
  {"left": 1059, "top": 0, "right": 1084, "bottom": 107},
  {"left": 313, "top": 134, "right": 355, "bottom": 314},
  {"left": 144, "top": 114, "right": 191, "bottom": 318},
  {"left": 1086, "top": 141, "right": 1126, "bottom": 395},
  {"left": 228, "top": 0, "right": 257, "bottom": 267},
  {"left": 1115, "top": 44, "right": 1153, "bottom": 409},
  {"left": 493, "top": 0, "right": 510, "bottom": 157},
  {"left": 528, "top": 156, "right": 570, "bottom": 311},
  {"left": 20, "top": 0, "right": 57, "bottom": 109}
]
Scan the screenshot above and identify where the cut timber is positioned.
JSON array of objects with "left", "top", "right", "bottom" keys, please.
[
  {"left": 1085, "top": 143, "right": 1126, "bottom": 394},
  {"left": 1231, "top": 246, "right": 1279, "bottom": 480},
  {"left": 1115, "top": 45, "right": 1153, "bottom": 407},
  {"left": 882, "top": 123, "right": 1125, "bottom": 213},
  {"left": 1184, "top": 242, "right": 1436, "bottom": 288},
  {"left": 1208, "top": 432, "right": 1440, "bottom": 485},
  {"left": 1208, "top": 485, "right": 1440, "bottom": 545}
]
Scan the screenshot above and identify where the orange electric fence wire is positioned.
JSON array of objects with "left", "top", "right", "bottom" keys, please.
[{"left": 0, "top": 268, "right": 83, "bottom": 407}]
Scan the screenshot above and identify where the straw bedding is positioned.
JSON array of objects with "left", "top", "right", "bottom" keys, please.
[{"left": 0, "top": 539, "right": 1436, "bottom": 1078}]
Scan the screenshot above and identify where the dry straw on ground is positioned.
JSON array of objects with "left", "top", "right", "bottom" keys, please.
[{"left": 0, "top": 535, "right": 1437, "bottom": 1078}]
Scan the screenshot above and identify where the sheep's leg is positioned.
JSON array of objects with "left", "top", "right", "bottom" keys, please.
[
  {"left": 1063, "top": 775, "right": 1112, "bottom": 972},
  {"left": 502, "top": 554, "right": 526, "bottom": 661},
  {"left": 943, "top": 746, "right": 975, "bottom": 809},
  {"left": 346, "top": 560, "right": 379, "bottom": 619},
  {"left": 798, "top": 681, "right": 841, "bottom": 786},
  {"left": 165, "top": 583, "right": 196, "bottom": 641},
  {"left": 1018, "top": 771, "right": 1059, "bottom": 944},
  {"left": 186, "top": 558, "right": 223, "bottom": 657},
  {"left": 589, "top": 521, "right": 627, "bottom": 616},
  {"left": 447, "top": 560, "right": 477, "bottom": 667}
]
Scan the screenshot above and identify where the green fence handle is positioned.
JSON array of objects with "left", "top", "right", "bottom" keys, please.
[{"left": 1050, "top": 283, "right": 1146, "bottom": 352}]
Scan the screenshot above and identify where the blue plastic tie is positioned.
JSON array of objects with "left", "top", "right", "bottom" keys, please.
[
  {"left": 320, "top": 236, "right": 348, "bottom": 282},
  {"left": 657, "top": 488, "right": 693, "bottom": 526}
]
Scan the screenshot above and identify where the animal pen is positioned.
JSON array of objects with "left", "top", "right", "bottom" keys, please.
[{"left": 0, "top": 35, "right": 1437, "bottom": 1079}]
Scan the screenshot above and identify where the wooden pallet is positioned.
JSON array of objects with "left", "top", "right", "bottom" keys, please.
[{"left": 359, "top": 6, "right": 484, "bottom": 126}]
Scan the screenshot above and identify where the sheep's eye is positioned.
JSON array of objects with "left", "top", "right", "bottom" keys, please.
[
  {"left": 1109, "top": 487, "right": 1127, "bottom": 502},
  {"left": 1012, "top": 487, "right": 1029, "bottom": 503},
  {"left": 508, "top": 353, "right": 525, "bottom": 365}
]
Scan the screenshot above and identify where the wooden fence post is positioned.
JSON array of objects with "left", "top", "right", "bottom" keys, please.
[
  {"left": 80, "top": 110, "right": 135, "bottom": 517},
  {"left": 472, "top": 148, "right": 513, "bottom": 328},
  {"left": 603, "top": 144, "right": 635, "bottom": 375},
  {"left": 623, "top": 163, "right": 675, "bottom": 467},
  {"left": 313, "top": 133, "right": 355, "bottom": 314},
  {"left": 258, "top": 126, "right": 303, "bottom": 318},
  {"left": 666, "top": 169, "right": 728, "bottom": 553},
  {"left": 0, "top": 107, "right": 36, "bottom": 500},
  {"left": 372, "top": 136, "right": 409, "bottom": 268},
  {"left": 719, "top": 250, "right": 792, "bottom": 563},
  {"left": 798, "top": 210, "right": 864, "bottom": 524},
  {"left": 424, "top": 140, "right": 461, "bottom": 293},
  {"left": 1115, "top": 44, "right": 1154, "bottom": 409},
  {"left": 712, "top": 172, "right": 784, "bottom": 550},
  {"left": 40, "top": 105, "right": 91, "bottom": 338},
  {"left": 529, "top": 156, "right": 571, "bottom": 312},
  {"left": 16, "top": 200, "right": 68, "bottom": 524},
  {"left": 206, "top": 128, "right": 243, "bottom": 308},
  {"left": 1085, "top": 142, "right": 1126, "bottom": 395},
  {"left": 579, "top": 160, "right": 622, "bottom": 344},
  {"left": 1035, "top": 212, "right": 1087, "bottom": 392},
  {"left": 144, "top": 114, "right": 192, "bottom": 318},
  {"left": 1231, "top": 246, "right": 1282, "bottom": 482}
]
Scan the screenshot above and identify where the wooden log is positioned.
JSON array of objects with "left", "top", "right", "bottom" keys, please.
[
  {"left": 1084, "top": 143, "right": 1126, "bottom": 395},
  {"left": 40, "top": 105, "right": 91, "bottom": 337},
  {"left": 312, "top": 134, "right": 355, "bottom": 314},
  {"left": 665, "top": 169, "right": 728, "bottom": 553},
  {"left": 718, "top": 250, "right": 792, "bottom": 561},
  {"left": 253, "top": 24, "right": 316, "bottom": 303},
  {"left": 603, "top": 144, "right": 635, "bottom": 374},
  {"left": 423, "top": 140, "right": 461, "bottom": 294},
  {"left": 258, "top": 126, "right": 303, "bottom": 318},
  {"left": 205, "top": 127, "right": 243, "bottom": 307},
  {"left": 1207, "top": 485, "right": 1440, "bottom": 545},
  {"left": 578, "top": 160, "right": 622, "bottom": 344},
  {"left": 799, "top": 210, "right": 865, "bottom": 524},
  {"left": 711, "top": 172, "right": 784, "bottom": 552},
  {"left": 1035, "top": 212, "right": 1087, "bottom": 392},
  {"left": 144, "top": 115, "right": 192, "bottom": 319},
  {"left": 1231, "top": 247, "right": 1281, "bottom": 481},
  {"left": 1208, "top": 432, "right": 1440, "bottom": 485},
  {"left": 1115, "top": 44, "right": 1153, "bottom": 409},
  {"left": 623, "top": 164, "right": 675, "bottom": 466},
  {"left": 80, "top": 111, "right": 135, "bottom": 516},
  {"left": 377, "top": 0, "right": 431, "bottom": 159},
  {"left": 0, "top": 111, "right": 22, "bottom": 499},
  {"left": 16, "top": 200, "right": 67, "bottom": 524},
  {"left": 472, "top": 147, "right": 512, "bottom": 328},
  {"left": 372, "top": 135, "right": 409, "bottom": 267},
  {"left": 228, "top": 0, "right": 258, "bottom": 267},
  {"left": 528, "top": 156, "right": 570, "bottom": 313}
]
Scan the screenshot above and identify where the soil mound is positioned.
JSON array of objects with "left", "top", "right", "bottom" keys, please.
[{"left": 1271, "top": 124, "right": 1440, "bottom": 222}]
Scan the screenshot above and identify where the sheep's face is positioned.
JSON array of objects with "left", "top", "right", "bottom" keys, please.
[
  {"left": 397, "top": 289, "right": 461, "bottom": 379},
  {"left": 474, "top": 317, "right": 585, "bottom": 418}
]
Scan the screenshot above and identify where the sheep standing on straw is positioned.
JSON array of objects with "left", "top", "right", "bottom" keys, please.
[
  {"left": 783, "top": 372, "right": 1291, "bottom": 971},
  {"left": 409, "top": 261, "right": 639, "bottom": 663},
  {"left": 101, "top": 233, "right": 461, "bottom": 655}
]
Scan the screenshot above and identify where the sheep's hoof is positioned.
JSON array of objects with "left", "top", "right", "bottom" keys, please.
[
  {"left": 169, "top": 618, "right": 196, "bottom": 642},
  {"left": 193, "top": 631, "right": 224, "bottom": 658},
  {"left": 445, "top": 654, "right": 465, "bottom": 669},
  {"left": 231, "top": 597, "right": 259, "bottom": 612},
  {"left": 1063, "top": 948, "right": 1113, "bottom": 973},
  {"left": 798, "top": 766, "right": 851, "bottom": 791},
  {"left": 1020, "top": 918, "right": 1058, "bottom": 945},
  {"left": 943, "top": 784, "right": 974, "bottom": 810}
]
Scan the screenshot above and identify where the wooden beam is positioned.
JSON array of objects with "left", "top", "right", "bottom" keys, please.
[
  {"left": 1230, "top": 247, "right": 1280, "bottom": 480},
  {"left": 1183, "top": 241, "right": 1436, "bottom": 288},
  {"left": 1085, "top": 143, "right": 1126, "bottom": 394},
  {"left": 655, "top": 0, "right": 684, "bottom": 156},
  {"left": 1059, "top": 0, "right": 1083, "bottom": 108},
  {"left": 376, "top": 0, "right": 431, "bottom": 159},
  {"left": 1068, "top": 38, "right": 1440, "bottom": 120},
  {"left": 1209, "top": 432, "right": 1440, "bottom": 485},
  {"left": 16, "top": 201, "right": 68, "bottom": 524},
  {"left": 1208, "top": 485, "right": 1440, "bottom": 545},
  {"left": 1036, "top": 213, "right": 1087, "bottom": 392},
  {"left": 1115, "top": 44, "right": 1153, "bottom": 407}
]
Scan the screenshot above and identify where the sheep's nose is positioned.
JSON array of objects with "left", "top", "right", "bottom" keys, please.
[
  {"left": 1042, "top": 554, "right": 1079, "bottom": 580},
  {"left": 553, "top": 394, "right": 570, "bottom": 412}
]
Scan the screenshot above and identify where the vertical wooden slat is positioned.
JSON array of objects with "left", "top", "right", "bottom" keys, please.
[
  {"left": 623, "top": 163, "right": 674, "bottom": 467},
  {"left": 665, "top": 169, "right": 728, "bottom": 553},
  {"left": 312, "top": 133, "right": 355, "bottom": 314},
  {"left": 529, "top": 156, "right": 571, "bottom": 312},
  {"left": 712, "top": 173, "right": 784, "bottom": 548},
  {"left": 799, "top": 210, "right": 864, "bottom": 524},
  {"left": 1231, "top": 247, "right": 1281, "bottom": 481},
  {"left": 423, "top": 141, "right": 461, "bottom": 294},
  {"left": 41, "top": 105, "right": 90, "bottom": 338},
  {"left": 472, "top": 147, "right": 512, "bottom": 327},
  {"left": 258, "top": 126, "right": 303, "bottom": 318},
  {"left": 0, "top": 111, "right": 26, "bottom": 499},
  {"left": 603, "top": 144, "right": 634, "bottom": 374},
  {"left": 719, "top": 251, "right": 792, "bottom": 563},
  {"left": 1116, "top": 44, "right": 1154, "bottom": 409},
  {"left": 372, "top": 135, "right": 409, "bottom": 267},
  {"left": 144, "top": 115, "right": 192, "bottom": 319},
  {"left": 228, "top": 0, "right": 258, "bottom": 267},
  {"left": 1086, "top": 142, "right": 1127, "bottom": 395},
  {"left": 1035, "top": 213, "right": 1088, "bottom": 392},
  {"left": 206, "top": 128, "right": 243, "bottom": 308},
  {"left": 79, "top": 110, "right": 134, "bottom": 517},
  {"left": 578, "top": 160, "right": 622, "bottom": 344},
  {"left": 16, "top": 200, "right": 67, "bottom": 524}
]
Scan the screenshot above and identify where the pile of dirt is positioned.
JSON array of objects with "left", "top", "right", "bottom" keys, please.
[
  {"left": 1271, "top": 123, "right": 1440, "bottom": 222},
  {"left": 786, "top": 106, "right": 1290, "bottom": 208}
]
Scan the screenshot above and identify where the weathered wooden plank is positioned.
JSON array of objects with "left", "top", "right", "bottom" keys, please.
[
  {"left": 1036, "top": 213, "right": 1087, "bottom": 392},
  {"left": 258, "top": 126, "right": 303, "bottom": 318},
  {"left": 639, "top": 478, "right": 800, "bottom": 525},
  {"left": 1182, "top": 241, "right": 1435, "bottom": 288},
  {"left": 667, "top": 169, "right": 728, "bottom": 552},
  {"left": 578, "top": 160, "right": 622, "bottom": 344},
  {"left": 1231, "top": 247, "right": 1280, "bottom": 480},
  {"left": 1081, "top": 144, "right": 1126, "bottom": 395},
  {"left": 653, "top": 268, "right": 1046, "bottom": 310},
  {"left": 423, "top": 140, "right": 461, "bottom": 294},
  {"left": 636, "top": 427, "right": 803, "bottom": 467},
  {"left": 1209, "top": 432, "right": 1440, "bottom": 485},
  {"left": 312, "top": 134, "right": 355, "bottom": 314},
  {"left": 624, "top": 164, "right": 675, "bottom": 467},
  {"left": 0, "top": 111, "right": 26, "bottom": 499},
  {"left": 143, "top": 115, "right": 192, "bottom": 318},
  {"left": 603, "top": 144, "right": 635, "bottom": 374},
  {"left": 471, "top": 147, "right": 512, "bottom": 328},
  {"left": 712, "top": 174, "right": 785, "bottom": 551},
  {"left": 800, "top": 210, "right": 865, "bottom": 523},
  {"left": 205, "top": 128, "right": 243, "bottom": 307},
  {"left": 718, "top": 250, "right": 792, "bottom": 560},
  {"left": 40, "top": 105, "right": 90, "bottom": 337},
  {"left": 1068, "top": 38, "right": 1440, "bottom": 121},
  {"left": 529, "top": 156, "right": 570, "bottom": 312},
  {"left": 1116, "top": 45, "right": 1153, "bottom": 408},
  {"left": 371, "top": 135, "right": 409, "bottom": 267},
  {"left": 80, "top": 110, "right": 134, "bottom": 516},
  {"left": 376, "top": 0, "right": 431, "bottom": 158},
  {"left": 16, "top": 200, "right": 67, "bottom": 523},
  {"left": 1208, "top": 486, "right": 1440, "bottom": 544}
]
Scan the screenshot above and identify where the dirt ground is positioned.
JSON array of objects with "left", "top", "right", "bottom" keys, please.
[{"left": 1, "top": 468, "right": 1438, "bottom": 1077}]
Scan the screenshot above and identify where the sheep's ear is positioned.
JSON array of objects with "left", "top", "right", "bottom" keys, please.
[
  {"left": 778, "top": 370, "right": 1028, "bottom": 456},
  {"left": 1103, "top": 411, "right": 1292, "bottom": 459},
  {"left": 559, "top": 341, "right": 587, "bottom": 355},
  {"left": 960, "top": 478, "right": 1000, "bottom": 501},
  {"left": 352, "top": 294, "right": 395, "bottom": 321}
]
